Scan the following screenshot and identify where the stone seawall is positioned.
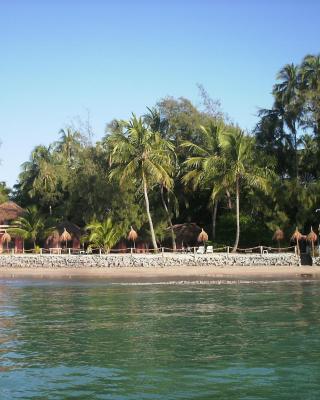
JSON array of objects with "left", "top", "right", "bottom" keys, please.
[
  {"left": 312, "top": 257, "right": 320, "bottom": 266},
  {"left": 0, "top": 253, "right": 300, "bottom": 268}
]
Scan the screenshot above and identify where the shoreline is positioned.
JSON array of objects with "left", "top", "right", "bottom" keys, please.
[{"left": 1, "top": 265, "right": 319, "bottom": 282}]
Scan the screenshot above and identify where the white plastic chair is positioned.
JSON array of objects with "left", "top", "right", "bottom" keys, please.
[
  {"left": 197, "top": 246, "right": 205, "bottom": 254},
  {"left": 206, "top": 246, "right": 213, "bottom": 254}
]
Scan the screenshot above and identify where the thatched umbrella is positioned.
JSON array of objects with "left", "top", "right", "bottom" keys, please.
[
  {"left": 60, "top": 228, "right": 71, "bottom": 249},
  {"left": 291, "top": 227, "right": 302, "bottom": 255},
  {"left": 273, "top": 228, "right": 284, "bottom": 251},
  {"left": 128, "top": 226, "right": 138, "bottom": 249},
  {"left": 197, "top": 228, "right": 208, "bottom": 246},
  {"left": 307, "top": 227, "right": 317, "bottom": 257},
  {"left": 1, "top": 231, "right": 11, "bottom": 252}
]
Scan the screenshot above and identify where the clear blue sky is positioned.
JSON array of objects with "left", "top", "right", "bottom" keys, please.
[{"left": 1, "top": 0, "right": 319, "bottom": 187}]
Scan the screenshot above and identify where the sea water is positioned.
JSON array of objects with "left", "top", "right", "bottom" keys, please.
[{"left": 0, "top": 279, "right": 319, "bottom": 399}]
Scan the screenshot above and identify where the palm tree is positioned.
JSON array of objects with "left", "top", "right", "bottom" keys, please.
[
  {"left": 222, "top": 129, "right": 271, "bottom": 252},
  {"left": 181, "top": 121, "right": 227, "bottom": 241},
  {"left": 143, "top": 107, "right": 169, "bottom": 139},
  {"left": 57, "top": 127, "right": 83, "bottom": 165},
  {"left": 19, "top": 145, "right": 53, "bottom": 196},
  {"left": 273, "top": 63, "right": 303, "bottom": 180},
  {"left": 18, "top": 145, "right": 62, "bottom": 212},
  {"left": 144, "top": 107, "right": 177, "bottom": 249},
  {"left": 107, "top": 114, "right": 175, "bottom": 250},
  {"left": 85, "top": 218, "right": 122, "bottom": 253},
  {"left": 301, "top": 54, "right": 320, "bottom": 138},
  {"left": 8, "top": 206, "right": 53, "bottom": 249}
]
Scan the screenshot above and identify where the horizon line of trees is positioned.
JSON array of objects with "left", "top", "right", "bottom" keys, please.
[{"left": 1, "top": 53, "right": 320, "bottom": 251}]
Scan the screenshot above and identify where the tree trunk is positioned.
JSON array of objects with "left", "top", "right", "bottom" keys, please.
[
  {"left": 211, "top": 199, "right": 218, "bottom": 241},
  {"left": 160, "top": 185, "right": 176, "bottom": 250},
  {"left": 226, "top": 190, "right": 232, "bottom": 209},
  {"left": 143, "top": 172, "right": 158, "bottom": 250},
  {"left": 232, "top": 177, "right": 240, "bottom": 253},
  {"left": 293, "top": 124, "right": 298, "bottom": 181}
]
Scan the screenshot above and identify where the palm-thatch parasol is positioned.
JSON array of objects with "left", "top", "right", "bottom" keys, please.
[
  {"left": 291, "top": 227, "right": 302, "bottom": 255},
  {"left": 307, "top": 227, "right": 318, "bottom": 257},
  {"left": 60, "top": 228, "right": 71, "bottom": 249},
  {"left": 273, "top": 228, "right": 284, "bottom": 251},
  {"left": 1, "top": 231, "right": 11, "bottom": 252},
  {"left": 197, "top": 228, "right": 208, "bottom": 246},
  {"left": 128, "top": 226, "right": 138, "bottom": 249},
  {"left": 46, "top": 230, "right": 60, "bottom": 245}
]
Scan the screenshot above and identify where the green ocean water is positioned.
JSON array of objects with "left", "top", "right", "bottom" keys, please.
[{"left": 0, "top": 279, "right": 319, "bottom": 399}]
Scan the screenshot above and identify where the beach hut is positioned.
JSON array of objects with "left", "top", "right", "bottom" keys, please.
[
  {"left": 46, "top": 221, "right": 82, "bottom": 251},
  {"left": 165, "top": 223, "right": 202, "bottom": 249},
  {"left": 0, "top": 201, "right": 24, "bottom": 253}
]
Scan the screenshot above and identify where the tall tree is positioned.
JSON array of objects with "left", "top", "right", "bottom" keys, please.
[
  {"left": 0, "top": 182, "right": 10, "bottom": 204},
  {"left": 181, "top": 121, "right": 228, "bottom": 241},
  {"left": 144, "top": 107, "right": 178, "bottom": 249},
  {"left": 56, "top": 127, "right": 83, "bottom": 165},
  {"left": 273, "top": 63, "right": 302, "bottom": 180},
  {"left": 222, "top": 129, "right": 271, "bottom": 252},
  {"left": 106, "top": 114, "right": 175, "bottom": 250}
]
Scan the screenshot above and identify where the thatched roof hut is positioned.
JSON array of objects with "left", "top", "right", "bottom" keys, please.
[
  {"left": 46, "top": 221, "right": 82, "bottom": 249},
  {"left": 47, "top": 221, "right": 81, "bottom": 242},
  {"left": 0, "top": 201, "right": 24, "bottom": 224},
  {"left": 167, "top": 223, "right": 202, "bottom": 247}
]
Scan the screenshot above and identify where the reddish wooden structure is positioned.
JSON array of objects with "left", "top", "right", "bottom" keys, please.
[
  {"left": 0, "top": 201, "right": 24, "bottom": 253},
  {"left": 46, "top": 221, "right": 81, "bottom": 250}
]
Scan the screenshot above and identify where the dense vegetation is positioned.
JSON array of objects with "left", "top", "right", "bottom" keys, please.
[{"left": 6, "top": 54, "right": 320, "bottom": 250}]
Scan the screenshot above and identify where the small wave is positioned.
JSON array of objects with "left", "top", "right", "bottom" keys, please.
[{"left": 112, "top": 279, "right": 319, "bottom": 286}]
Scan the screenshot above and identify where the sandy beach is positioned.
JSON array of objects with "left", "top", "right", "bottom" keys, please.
[{"left": 0, "top": 265, "right": 319, "bottom": 282}]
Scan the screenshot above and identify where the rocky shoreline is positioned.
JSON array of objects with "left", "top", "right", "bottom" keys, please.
[{"left": 0, "top": 253, "right": 301, "bottom": 268}]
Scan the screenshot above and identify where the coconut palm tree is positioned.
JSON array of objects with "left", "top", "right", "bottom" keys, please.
[
  {"left": 57, "top": 127, "right": 82, "bottom": 165},
  {"left": 301, "top": 54, "right": 320, "bottom": 138},
  {"left": 18, "top": 144, "right": 62, "bottom": 212},
  {"left": 85, "top": 218, "right": 122, "bottom": 253},
  {"left": 222, "top": 128, "right": 271, "bottom": 252},
  {"left": 107, "top": 114, "right": 175, "bottom": 250},
  {"left": 181, "top": 121, "right": 228, "bottom": 241},
  {"left": 273, "top": 64, "right": 303, "bottom": 180},
  {"left": 8, "top": 206, "right": 53, "bottom": 249},
  {"left": 143, "top": 107, "right": 169, "bottom": 139},
  {"left": 19, "top": 145, "right": 54, "bottom": 196},
  {"left": 144, "top": 107, "right": 178, "bottom": 250}
]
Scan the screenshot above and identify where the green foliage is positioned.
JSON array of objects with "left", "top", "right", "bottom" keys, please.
[
  {"left": 8, "top": 206, "right": 54, "bottom": 249},
  {"left": 106, "top": 113, "right": 175, "bottom": 249},
  {"left": 0, "top": 181, "right": 10, "bottom": 204},
  {"left": 7, "top": 55, "right": 320, "bottom": 249},
  {"left": 85, "top": 218, "right": 123, "bottom": 253}
]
